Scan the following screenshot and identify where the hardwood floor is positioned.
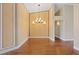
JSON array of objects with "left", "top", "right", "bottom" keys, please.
[{"left": 2, "top": 38, "right": 78, "bottom": 55}]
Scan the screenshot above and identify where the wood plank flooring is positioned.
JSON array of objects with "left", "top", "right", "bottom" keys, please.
[{"left": 2, "top": 38, "right": 78, "bottom": 55}]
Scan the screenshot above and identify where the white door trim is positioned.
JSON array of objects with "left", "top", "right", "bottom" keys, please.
[
  {"left": 12, "top": 3, "right": 16, "bottom": 47},
  {"left": 0, "top": 3, "right": 2, "bottom": 49}
]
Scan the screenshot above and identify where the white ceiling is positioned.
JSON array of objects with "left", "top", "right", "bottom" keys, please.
[
  {"left": 24, "top": 3, "right": 52, "bottom": 13},
  {"left": 24, "top": 3, "right": 74, "bottom": 13},
  {"left": 54, "top": 3, "right": 74, "bottom": 12}
]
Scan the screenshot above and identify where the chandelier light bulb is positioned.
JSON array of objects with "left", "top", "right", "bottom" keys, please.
[
  {"left": 39, "top": 17, "right": 41, "bottom": 20},
  {"left": 43, "top": 21, "right": 46, "bottom": 24},
  {"left": 32, "top": 21, "right": 35, "bottom": 24},
  {"left": 40, "top": 20, "right": 43, "bottom": 22},
  {"left": 57, "top": 21, "right": 60, "bottom": 26},
  {"left": 35, "top": 18, "right": 38, "bottom": 22},
  {"left": 38, "top": 19, "right": 41, "bottom": 22},
  {"left": 32, "top": 17, "right": 46, "bottom": 24}
]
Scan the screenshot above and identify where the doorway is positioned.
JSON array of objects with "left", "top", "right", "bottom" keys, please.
[{"left": 55, "top": 20, "right": 62, "bottom": 40}]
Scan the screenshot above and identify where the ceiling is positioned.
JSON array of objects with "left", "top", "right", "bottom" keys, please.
[
  {"left": 54, "top": 3, "right": 74, "bottom": 12},
  {"left": 25, "top": 3, "right": 52, "bottom": 13},
  {"left": 24, "top": 3, "right": 74, "bottom": 13}
]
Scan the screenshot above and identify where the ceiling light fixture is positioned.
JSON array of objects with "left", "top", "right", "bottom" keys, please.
[
  {"left": 32, "top": 4, "right": 46, "bottom": 24},
  {"left": 57, "top": 21, "right": 60, "bottom": 26}
]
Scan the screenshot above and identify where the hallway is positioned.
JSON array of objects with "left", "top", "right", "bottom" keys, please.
[
  {"left": 0, "top": 3, "right": 78, "bottom": 55},
  {"left": 4, "top": 38, "right": 74, "bottom": 55}
]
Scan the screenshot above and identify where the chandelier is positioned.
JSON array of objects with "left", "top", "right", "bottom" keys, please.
[
  {"left": 32, "top": 4, "right": 46, "bottom": 24},
  {"left": 32, "top": 17, "right": 46, "bottom": 24}
]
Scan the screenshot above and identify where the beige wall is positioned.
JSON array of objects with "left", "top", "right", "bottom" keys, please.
[
  {"left": 49, "top": 7, "right": 54, "bottom": 40},
  {"left": 2, "top": 4, "right": 13, "bottom": 48},
  {"left": 30, "top": 11, "right": 49, "bottom": 37},
  {"left": 16, "top": 4, "right": 29, "bottom": 45}
]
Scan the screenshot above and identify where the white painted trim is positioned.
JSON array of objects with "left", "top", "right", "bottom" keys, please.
[
  {"left": 74, "top": 46, "right": 79, "bottom": 51},
  {"left": 53, "top": 15, "right": 55, "bottom": 41},
  {"left": 0, "top": 4, "right": 1, "bottom": 49},
  {"left": 0, "top": 37, "right": 28, "bottom": 54},
  {"left": 13, "top": 3, "right": 16, "bottom": 47},
  {"left": 0, "top": 4, "right": 2, "bottom": 49},
  {"left": 55, "top": 37, "right": 73, "bottom": 41},
  {"left": 17, "top": 37, "right": 28, "bottom": 48},
  {"left": 49, "top": 37, "right": 55, "bottom": 41},
  {"left": 29, "top": 36, "right": 49, "bottom": 38},
  {"left": 1, "top": 3, "right": 2, "bottom": 49},
  {"left": 60, "top": 37, "right": 73, "bottom": 41},
  {"left": 0, "top": 47, "right": 19, "bottom": 54},
  {"left": 29, "top": 36, "right": 55, "bottom": 41},
  {"left": 63, "top": 39, "right": 73, "bottom": 41}
]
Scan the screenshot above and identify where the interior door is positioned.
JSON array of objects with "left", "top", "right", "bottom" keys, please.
[{"left": 30, "top": 11, "right": 49, "bottom": 37}]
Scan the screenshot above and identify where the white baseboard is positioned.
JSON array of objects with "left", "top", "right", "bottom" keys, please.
[
  {"left": 17, "top": 37, "right": 28, "bottom": 48},
  {"left": 59, "top": 37, "right": 73, "bottom": 41},
  {"left": 29, "top": 36, "right": 55, "bottom": 42},
  {"left": 0, "top": 37, "right": 28, "bottom": 54},
  {"left": 49, "top": 37, "right": 55, "bottom": 41},
  {"left": 62, "top": 39, "right": 73, "bottom": 41},
  {"left": 74, "top": 46, "right": 79, "bottom": 51},
  {"left": 29, "top": 36, "right": 49, "bottom": 38},
  {"left": 0, "top": 47, "right": 18, "bottom": 55}
]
